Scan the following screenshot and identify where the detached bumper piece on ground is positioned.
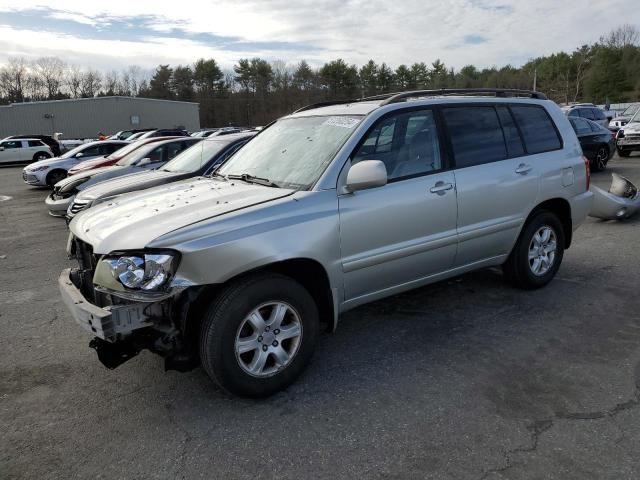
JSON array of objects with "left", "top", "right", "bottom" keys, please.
[{"left": 590, "top": 173, "right": 640, "bottom": 220}]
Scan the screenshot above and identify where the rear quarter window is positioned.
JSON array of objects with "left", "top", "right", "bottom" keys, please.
[{"left": 509, "top": 105, "right": 562, "bottom": 154}]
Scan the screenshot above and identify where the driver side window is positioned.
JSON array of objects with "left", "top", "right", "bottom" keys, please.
[{"left": 351, "top": 109, "right": 442, "bottom": 181}]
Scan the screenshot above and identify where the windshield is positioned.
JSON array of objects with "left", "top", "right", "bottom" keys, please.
[
  {"left": 116, "top": 142, "right": 160, "bottom": 166},
  {"left": 623, "top": 104, "right": 639, "bottom": 117},
  {"left": 627, "top": 106, "right": 640, "bottom": 124},
  {"left": 217, "top": 116, "right": 362, "bottom": 189},
  {"left": 60, "top": 143, "right": 94, "bottom": 159},
  {"left": 106, "top": 141, "right": 146, "bottom": 160},
  {"left": 163, "top": 140, "right": 229, "bottom": 173}
]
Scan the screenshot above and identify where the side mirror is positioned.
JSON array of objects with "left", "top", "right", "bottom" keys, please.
[
  {"left": 75, "top": 152, "right": 84, "bottom": 158},
  {"left": 138, "top": 157, "right": 151, "bottom": 166},
  {"left": 345, "top": 160, "right": 387, "bottom": 193}
]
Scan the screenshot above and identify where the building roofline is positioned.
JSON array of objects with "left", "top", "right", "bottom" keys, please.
[{"left": 2, "top": 96, "right": 199, "bottom": 107}]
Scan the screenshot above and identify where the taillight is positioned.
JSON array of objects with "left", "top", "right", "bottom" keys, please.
[{"left": 583, "top": 155, "right": 590, "bottom": 190}]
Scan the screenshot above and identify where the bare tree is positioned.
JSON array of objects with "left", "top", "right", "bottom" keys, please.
[
  {"left": 0, "top": 57, "right": 29, "bottom": 102},
  {"left": 103, "top": 70, "right": 119, "bottom": 95},
  {"left": 65, "top": 65, "right": 83, "bottom": 98},
  {"left": 600, "top": 24, "right": 640, "bottom": 48},
  {"left": 24, "top": 72, "right": 47, "bottom": 100},
  {"left": 80, "top": 69, "right": 102, "bottom": 97},
  {"left": 33, "top": 56, "right": 66, "bottom": 98}
]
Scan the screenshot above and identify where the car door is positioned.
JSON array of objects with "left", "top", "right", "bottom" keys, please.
[
  {"left": 0, "top": 140, "right": 23, "bottom": 163},
  {"left": 338, "top": 108, "right": 458, "bottom": 302},
  {"left": 443, "top": 104, "right": 542, "bottom": 266}
]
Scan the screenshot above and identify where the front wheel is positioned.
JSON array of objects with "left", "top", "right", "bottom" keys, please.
[
  {"left": 503, "top": 211, "right": 565, "bottom": 290},
  {"left": 46, "top": 169, "right": 67, "bottom": 187},
  {"left": 199, "top": 273, "right": 319, "bottom": 397}
]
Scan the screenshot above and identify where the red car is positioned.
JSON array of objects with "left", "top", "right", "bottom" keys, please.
[{"left": 67, "top": 137, "right": 179, "bottom": 175}]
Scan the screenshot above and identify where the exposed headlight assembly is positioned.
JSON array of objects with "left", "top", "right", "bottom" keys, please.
[
  {"left": 93, "top": 251, "right": 180, "bottom": 300},
  {"left": 28, "top": 165, "right": 49, "bottom": 172},
  {"left": 109, "top": 253, "right": 176, "bottom": 290}
]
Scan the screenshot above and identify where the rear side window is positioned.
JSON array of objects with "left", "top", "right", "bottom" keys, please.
[
  {"left": 509, "top": 105, "right": 562, "bottom": 154},
  {"left": 592, "top": 108, "right": 606, "bottom": 120},
  {"left": 28, "top": 140, "right": 43, "bottom": 147},
  {"left": 496, "top": 107, "right": 525, "bottom": 157},
  {"left": 570, "top": 117, "right": 591, "bottom": 135},
  {"left": 442, "top": 106, "right": 506, "bottom": 168},
  {"left": 578, "top": 108, "right": 595, "bottom": 120}
]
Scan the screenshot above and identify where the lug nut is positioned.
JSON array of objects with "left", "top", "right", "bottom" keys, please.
[
  {"left": 274, "top": 329, "right": 280, "bottom": 335},
  {"left": 272, "top": 340, "right": 278, "bottom": 347},
  {"left": 265, "top": 326, "right": 270, "bottom": 332},
  {"left": 262, "top": 345, "right": 268, "bottom": 352},
  {"left": 257, "top": 336, "right": 263, "bottom": 342}
]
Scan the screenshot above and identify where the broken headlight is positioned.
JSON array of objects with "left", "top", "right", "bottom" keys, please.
[{"left": 108, "top": 253, "right": 177, "bottom": 291}]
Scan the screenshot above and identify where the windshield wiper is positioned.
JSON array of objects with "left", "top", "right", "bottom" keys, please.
[
  {"left": 210, "top": 170, "right": 227, "bottom": 180},
  {"left": 226, "top": 173, "right": 280, "bottom": 188}
]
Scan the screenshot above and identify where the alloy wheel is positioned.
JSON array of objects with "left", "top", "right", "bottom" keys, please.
[
  {"left": 528, "top": 226, "right": 557, "bottom": 276},
  {"left": 234, "top": 301, "right": 303, "bottom": 378}
]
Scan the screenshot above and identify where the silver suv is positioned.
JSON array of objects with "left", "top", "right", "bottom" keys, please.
[{"left": 59, "top": 89, "right": 593, "bottom": 397}]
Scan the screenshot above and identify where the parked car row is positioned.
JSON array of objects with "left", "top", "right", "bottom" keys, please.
[{"left": 33, "top": 88, "right": 592, "bottom": 398}]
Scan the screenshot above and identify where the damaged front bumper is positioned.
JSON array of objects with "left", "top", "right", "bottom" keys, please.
[
  {"left": 58, "top": 268, "right": 153, "bottom": 342},
  {"left": 59, "top": 268, "right": 198, "bottom": 371},
  {"left": 589, "top": 173, "right": 640, "bottom": 220}
]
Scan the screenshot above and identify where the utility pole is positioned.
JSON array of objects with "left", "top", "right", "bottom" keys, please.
[{"left": 533, "top": 68, "right": 537, "bottom": 92}]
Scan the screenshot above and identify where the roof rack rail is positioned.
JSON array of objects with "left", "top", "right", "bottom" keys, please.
[
  {"left": 292, "top": 89, "right": 547, "bottom": 114},
  {"left": 292, "top": 99, "right": 355, "bottom": 113},
  {"left": 379, "top": 88, "right": 547, "bottom": 105}
]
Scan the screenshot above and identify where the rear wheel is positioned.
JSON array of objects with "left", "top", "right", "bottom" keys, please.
[
  {"left": 503, "top": 211, "right": 565, "bottom": 289},
  {"left": 45, "top": 169, "right": 66, "bottom": 187},
  {"left": 33, "top": 151, "right": 51, "bottom": 162},
  {"left": 199, "top": 273, "right": 319, "bottom": 397},
  {"left": 592, "top": 146, "right": 609, "bottom": 172},
  {"left": 617, "top": 148, "right": 630, "bottom": 157}
]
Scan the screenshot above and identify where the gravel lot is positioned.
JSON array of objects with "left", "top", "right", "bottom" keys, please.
[{"left": 1, "top": 156, "right": 639, "bottom": 480}]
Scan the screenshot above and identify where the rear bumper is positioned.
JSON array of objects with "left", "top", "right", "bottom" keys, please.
[{"left": 570, "top": 191, "right": 593, "bottom": 230}]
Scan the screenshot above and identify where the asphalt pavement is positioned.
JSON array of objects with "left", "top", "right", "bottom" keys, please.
[{"left": 1, "top": 156, "right": 639, "bottom": 479}]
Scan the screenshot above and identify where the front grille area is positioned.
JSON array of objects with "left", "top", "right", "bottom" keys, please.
[
  {"left": 68, "top": 199, "right": 90, "bottom": 217},
  {"left": 74, "top": 238, "right": 99, "bottom": 304}
]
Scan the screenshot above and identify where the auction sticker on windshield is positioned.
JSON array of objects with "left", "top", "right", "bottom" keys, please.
[{"left": 323, "top": 117, "right": 361, "bottom": 129}]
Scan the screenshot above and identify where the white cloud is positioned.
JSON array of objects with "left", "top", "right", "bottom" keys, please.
[{"left": 0, "top": 0, "right": 638, "bottom": 71}]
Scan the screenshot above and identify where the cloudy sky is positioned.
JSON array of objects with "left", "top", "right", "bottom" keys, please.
[{"left": 0, "top": 0, "right": 637, "bottom": 72}]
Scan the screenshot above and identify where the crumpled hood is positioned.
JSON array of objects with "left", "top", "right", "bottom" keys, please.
[
  {"left": 70, "top": 177, "right": 294, "bottom": 253},
  {"left": 76, "top": 169, "right": 178, "bottom": 202}
]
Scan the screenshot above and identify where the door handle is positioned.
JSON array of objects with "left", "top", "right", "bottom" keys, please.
[
  {"left": 515, "top": 163, "right": 532, "bottom": 175},
  {"left": 430, "top": 182, "right": 454, "bottom": 194}
]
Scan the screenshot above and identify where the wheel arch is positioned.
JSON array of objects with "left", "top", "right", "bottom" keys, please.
[
  {"left": 178, "top": 257, "right": 337, "bottom": 360},
  {"left": 526, "top": 198, "right": 573, "bottom": 249}
]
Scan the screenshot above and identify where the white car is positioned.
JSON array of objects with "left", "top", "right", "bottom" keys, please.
[
  {"left": 22, "top": 140, "right": 127, "bottom": 187},
  {"left": 0, "top": 138, "right": 53, "bottom": 165}
]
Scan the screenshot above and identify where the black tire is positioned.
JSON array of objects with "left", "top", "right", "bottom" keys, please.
[
  {"left": 45, "top": 169, "right": 67, "bottom": 187},
  {"left": 503, "top": 210, "right": 565, "bottom": 290},
  {"left": 592, "top": 145, "right": 609, "bottom": 172},
  {"left": 617, "top": 148, "right": 630, "bottom": 157},
  {"left": 33, "top": 151, "right": 51, "bottom": 162},
  {"left": 199, "top": 273, "right": 319, "bottom": 397}
]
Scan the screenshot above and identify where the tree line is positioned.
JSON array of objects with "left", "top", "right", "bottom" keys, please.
[{"left": 1, "top": 24, "right": 639, "bottom": 128}]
